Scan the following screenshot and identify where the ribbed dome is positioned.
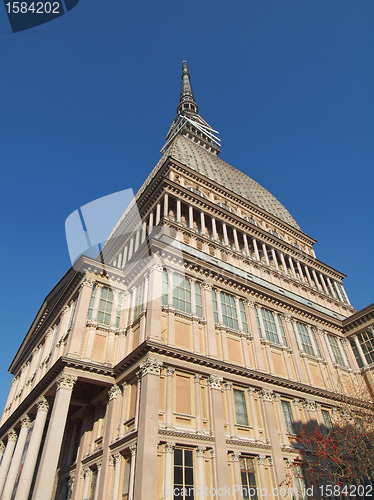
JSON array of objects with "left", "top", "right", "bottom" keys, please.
[{"left": 168, "top": 134, "right": 300, "bottom": 230}]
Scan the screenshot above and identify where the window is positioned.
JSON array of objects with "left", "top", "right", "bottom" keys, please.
[
  {"left": 335, "top": 281, "right": 348, "bottom": 304},
  {"left": 220, "top": 292, "right": 239, "bottom": 330},
  {"left": 327, "top": 335, "right": 349, "bottom": 368},
  {"left": 261, "top": 309, "right": 279, "bottom": 344},
  {"left": 243, "top": 216, "right": 258, "bottom": 227},
  {"left": 87, "top": 285, "right": 97, "bottom": 320},
  {"left": 294, "top": 322, "right": 316, "bottom": 357},
  {"left": 233, "top": 389, "right": 249, "bottom": 426},
  {"left": 217, "top": 201, "right": 233, "bottom": 213},
  {"left": 292, "top": 464, "right": 307, "bottom": 500},
  {"left": 97, "top": 288, "right": 113, "bottom": 326},
  {"left": 239, "top": 300, "right": 248, "bottom": 333},
  {"left": 195, "top": 282, "right": 202, "bottom": 318},
  {"left": 240, "top": 457, "right": 258, "bottom": 500},
  {"left": 321, "top": 409, "right": 332, "bottom": 430},
  {"left": 174, "top": 448, "right": 194, "bottom": 499},
  {"left": 162, "top": 270, "right": 168, "bottom": 306},
  {"left": 133, "top": 280, "right": 145, "bottom": 320},
  {"left": 173, "top": 274, "right": 191, "bottom": 314},
  {"left": 281, "top": 401, "right": 296, "bottom": 434},
  {"left": 357, "top": 329, "right": 374, "bottom": 365},
  {"left": 255, "top": 307, "right": 287, "bottom": 346}
]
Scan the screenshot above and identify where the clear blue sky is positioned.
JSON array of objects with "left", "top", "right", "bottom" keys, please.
[{"left": 0, "top": 0, "right": 373, "bottom": 410}]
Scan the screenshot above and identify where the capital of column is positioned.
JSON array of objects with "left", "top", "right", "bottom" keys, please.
[
  {"left": 56, "top": 373, "right": 78, "bottom": 391},
  {"left": 194, "top": 374, "right": 202, "bottom": 383},
  {"left": 293, "top": 398, "right": 300, "bottom": 407},
  {"left": 272, "top": 393, "right": 281, "bottom": 403},
  {"left": 244, "top": 298, "right": 255, "bottom": 308},
  {"left": 196, "top": 446, "right": 206, "bottom": 458},
  {"left": 282, "top": 313, "right": 292, "bottom": 323},
  {"left": 207, "top": 375, "right": 223, "bottom": 390},
  {"left": 62, "top": 304, "right": 70, "bottom": 315},
  {"left": 201, "top": 280, "right": 212, "bottom": 291},
  {"left": 231, "top": 451, "right": 240, "bottom": 462},
  {"left": 267, "top": 456, "right": 274, "bottom": 466},
  {"left": 81, "top": 467, "right": 91, "bottom": 479},
  {"left": 315, "top": 403, "right": 321, "bottom": 412},
  {"left": 148, "top": 256, "right": 163, "bottom": 273},
  {"left": 108, "top": 384, "right": 122, "bottom": 401},
  {"left": 166, "top": 367, "right": 175, "bottom": 377},
  {"left": 303, "top": 399, "right": 316, "bottom": 411},
  {"left": 224, "top": 382, "right": 233, "bottom": 391},
  {"left": 81, "top": 277, "right": 95, "bottom": 289},
  {"left": 7, "top": 429, "right": 17, "bottom": 441},
  {"left": 139, "top": 358, "right": 163, "bottom": 377},
  {"left": 247, "top": 387, "right": 256, "bottom": 397},
  {"left": 164, "top": 442, "right": 175, "bottom": 454},
  {"left": 20, "top": 414, "right": 31, "bottom": 428},
  {"left": 258, "top": 388, "right": 273, "bottom": 402},
  {"left": 122, "top": 291, "right": 131, "bottom": 301},
  {"left": 257, "top": 455, "right": 266, "bottom": 465},
  {"left": 210, "top": 448, "right": 216, "bottom": 458},
  {"left": 96, "top": 460, "right": 102, "bottom": 471},
  {"left": 37, "top": 395, "right": 50, "bottom": 412},
  {"left": 0, "top": 442, "right": 5, "bottom": 452},
  {"left": 129, "top": 444, "right": 137, "bottom": 456}
]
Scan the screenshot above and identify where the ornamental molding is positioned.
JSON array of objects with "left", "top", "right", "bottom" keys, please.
[
  {"left": 20, "top": 415, "right": 31, "bottom": 428},
  {"left": 303, "top": 399, "right": 316, "bottom": 411},
  {"left": 259, "top": 388, "right": 273, "bottom": 402},
  {"left": 108, "top": 384, "right": 122, "bottom": 401},
  {"left": 164, "top": 442, "right": 175, "bottom": 453},
  {"left": 158, "top": 428, "right": 215, "bottom": 443},
  {"left": 207, "top": 375, "right": 223, "bottom": 390},
  {"left": 139, "top": 358, "right": 163, "bottom": 377},
  {"left": 37, "top": 396, "right": 49, "bottom": 412},
  {"left": 56, "top": 374, "right": 78, "bottom": 391},
  {"left": 7, "top": 429, "right": 18, "bottom": 441}
]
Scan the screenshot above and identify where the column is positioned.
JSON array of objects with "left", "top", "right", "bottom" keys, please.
[
  {"left": 164, "top": 442, "right": 175, "bottom": 500},
  {"left": 156, "top": 202, "right": 161, "bottom": 225},
  {"left": 189, "top": 205, "right": 194, "bottom": 229},
  {"left": 288, "top": 257, "right": 297, "bottom": 279},
  {"left": 207, "top": 375, "right": 231, "bottom": 494},
  {"left": 247, "top": 388, "right": 259, "bottom": 440},
  {"left": 134, "top": 229, "right": 140, "bottom": 253},
  {"left": 81, "top": 468, "right": 91, "bottom": 500},
  {"left": 319, "top": 273, "right": 330, "bottom": 295},
  {"left": 326, "top": 277, "right": 337, "bottom": 299},
  {"left": 196, "top": 447, "right": 206, "bottom": 500},
  {"left": 31, "top": 374, "right": 77, "bottom": 500},
  {"left": 224, "top": 382, "right": 236, "bottom": 437},
  {"left": 279, "top": 252, "right": 288, "bottom": 275},
  {"left": 164, "top": 193, "right": 169, "bottom": 217},
  {"left": 194, "top": 375, "right": 202, "bottom": 432},
  {"left": 212, "top": 217, "right": 218, "bottom": 240},
  {"left": 230, "top": 452, "right": 242, "bottom": 500},
  {"left": 243, "top": 233, "right": 250, "bottom": 257},
  {"left": 128, "top": 445, "right": 136, "bottom": 500},
  {"left": 302, "top": 399, "right": 317, "bottom": 430},
  {"left": 256, "top": 455, "right": 269, "bottom": 500},
  {"left": 271, "top": 248, "right": 279, "bottom": 271},
  {"left": 296, "top": 261, "right": 305, "bottom": 282},
  {"left": 93, "top": 462, "right": 102, "bottom": 500},
  {"left": 141, "top": 220, "right": 147, "bottom": 243},
  {"left": 0, "top": 430, "right": 18, "bottom": 496},
  {"left": 233, "top": 228, "right": 240, "bottom": 252},
  {"left": 122, "top": 245, "right": 128, "bottom": 266},
  {"left": 166, "top": 367, "right": 174, "bottom": 429},
  {"left": 304, "top": 265, "right": 314, "bottom": 287},
  {"left": 353, "top": 335, "right": 368, "bottom": 367},
  {"left": 312, "top": 269, "right": 322, "bottom": 291},
  {"left": 252, "top": 238, "right": 260, "bottom": 261},
  {"left": 2, "top": 416, "right": 31, "bottom": 500},
  {"left": 262, "top": 243, "right": 270, "bottom": 265},
  {"left": 223, "top": 223, "right": 229, "bottom": 246},
  {"left": 0, "top": 442, "right": 5, "bottom": 463},
  {"left": 148, "top": 212, "right": 154, "bottom": 235},
  {"left": 200, "top": 211, "right": 206, "bottom": 235},
  {"left": 176, "top": 199, "right": 181, "bottom": 223},
  {"left": 133, "top": 358, "right": 163, "bottom": 499},
  {"left": 258, "top": 389, "right": 286, "bottom": 489},
  {"left": 119, "top": 382, "right": 130, "bottom": 437},
  {"left": 14, "top": 397, "right": 50, "bottom": 500},
  {"left": 127, "top": 237, "right": 134, "bottom": 260},
  {"left": 110, "top": 453, "right": 122, "bottom": 500}
]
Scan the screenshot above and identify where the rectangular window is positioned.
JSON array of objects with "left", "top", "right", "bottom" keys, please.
[
  {"left": 281, "top": 400, "right": 296, "bottom": 434},
  {"left": 295, "top": 322, "right": 315, "bottom": 357},
  {"left": 240, "top": 457, "right": 258, "bottom": 500},
  {"left": 195, "top": 282, "right": 202, "bottom": 318},
  {"left": 233, "top": 389, "right": 249, "bottom": 426},
  {"left": 212, "top": 289, "right": 219, "bottom": 324},
  {"left": 328, "top": 335, "right": 348, "bottom": 368},
  {"left": 133, "top": 280, "right": 145, "bottom": 320},
  {"left": 261, "top": 309, "right": 279, "bottom": 344},
  {"left": 321, "top": 409, "right": 332, "bottom": 430},
  {"left": 97, "top": 288, "right": 113, "bottom": 326},
  {"left": 174, "top": 448, "right": 194, "bottom": 499},
  {"left": 220, "top": 292, "right": 239, "bottom": 330},
  {"left": 239, "top": 300, "right": 248, "bottom": 333},
  {"left": 173, "top": 274, "right": 191, "bottom": 314},
  {"left": 293, "top": 464, "right": 307, "bottom": 500},
  {"left": 87, "top": 285, "right": 97, "bottom": 320}
]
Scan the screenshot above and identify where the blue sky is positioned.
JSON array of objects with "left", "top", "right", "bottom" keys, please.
[{"left": 0, "top": 0, "right": 373, "bottom": 410}]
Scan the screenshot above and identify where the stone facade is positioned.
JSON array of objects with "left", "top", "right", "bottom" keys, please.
[{"left": 0, "top": 62, "right": 373, "bottom": 500}]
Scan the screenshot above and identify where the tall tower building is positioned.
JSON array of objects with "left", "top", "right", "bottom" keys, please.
[{"left": 0, "top": 62, "right": 373, "bottom": 500}]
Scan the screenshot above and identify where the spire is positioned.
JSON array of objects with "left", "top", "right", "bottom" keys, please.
[
  {"left": 161, "top": 61, "right": 221, "bottom": 155},
  {"left": 177, "top": 61, "right": 199, "bottom": 115}
]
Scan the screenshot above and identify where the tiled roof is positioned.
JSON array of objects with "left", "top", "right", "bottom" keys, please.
[{"left": 168, "top": 135, "right": 300, "bottom": 230}]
